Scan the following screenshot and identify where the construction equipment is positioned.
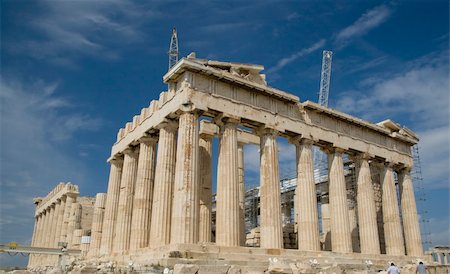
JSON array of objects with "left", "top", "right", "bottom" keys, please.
[
  {"left": 168, "top": 27, "right": 179, "bottom": 69},
  {"left": 314, "top": 50, "right": 333, "bottom": 181}
]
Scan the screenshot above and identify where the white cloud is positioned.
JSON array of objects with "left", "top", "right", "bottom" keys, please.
[
  {"left": 267, "top": 39, "right": 326, "bottom": 74},
  {"left": 0, "top": 78, "right": 101, "bottom": 249},
  {"left": 336, "top": 5, "right": 391, "bottom": 42},
  {"left": 335, "top": 52, "right": 449, "bottom": 189},
  {"left": 5, "top": 0, "right": 155, "bottom": 67}
]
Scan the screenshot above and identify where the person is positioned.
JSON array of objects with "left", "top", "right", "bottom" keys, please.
[
  {"left": 416, "top": 261, "right": 427, "bottom": 274},
  {"left": 387, "top": 262, "right": 400, "bottom": 274}
]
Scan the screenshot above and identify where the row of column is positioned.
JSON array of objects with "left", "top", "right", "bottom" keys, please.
[
  {"left": 29, "top": 193, "right": 80, "bottom": 267},
  {"left": 295, "top": 142, "right": 423, "bottom": 256},
  {"left": 99, "top": 111, "right": 423, "bottom": 257}
]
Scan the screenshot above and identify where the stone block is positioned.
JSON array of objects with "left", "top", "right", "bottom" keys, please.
[
  {"left": 173, "top": 264, "right": 199, "bottom": 274},
  {"left": 198, "top": 265, "right": 230, "bottom": 274}
]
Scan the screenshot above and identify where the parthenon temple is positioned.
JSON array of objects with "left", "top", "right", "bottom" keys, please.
[{"left": 28, "top": 54, "right": 432, "bottom": 273}]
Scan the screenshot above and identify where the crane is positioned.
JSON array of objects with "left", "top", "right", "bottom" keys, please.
[
  {"left": 168, "top": 27, "right": 179, "bottom": 70},
  {"left": 314, "top": 50, "right": 333, "bottom": 182},
  {"left": 318, "top": 50, "right": 333, "bottom": 107}
]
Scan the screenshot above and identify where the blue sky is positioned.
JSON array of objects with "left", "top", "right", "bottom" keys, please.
[{"left": 1, "top": 0, "right": 448, "bottom": 267}]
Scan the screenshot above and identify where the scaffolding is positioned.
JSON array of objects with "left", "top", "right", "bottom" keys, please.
[{"left": 411, "top": 144, "right": 432, "bottom": 248}]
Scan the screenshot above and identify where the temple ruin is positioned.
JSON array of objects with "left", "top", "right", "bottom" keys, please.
[{"left": 27, "top": 54, "right": 437, "bottom": 273}]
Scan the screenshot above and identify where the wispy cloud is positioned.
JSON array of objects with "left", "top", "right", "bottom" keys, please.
[
  {"left": 335, "top": 5, "right": 391, "bottom": 43},
  {"left": 4, "top": 0, "right": 156, "bottom": 67},
  {"left": 267, "top": 39, "right": 326, "bottom": 74},
  {"left": 0, "top": 77, "right": 102, "bottom": 255},
  {"left": 335, "top": 51, "right": 449, "bottom": 189}
]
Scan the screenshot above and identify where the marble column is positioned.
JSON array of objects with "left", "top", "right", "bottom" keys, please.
[
  {"left": 40, "top": 210, "right": 50, "bottom": 248},
  {"left": 130, "top": 137, "right": 157, "bottom": 250},
  {"left": 328, "top": 147, "right": 352, "bottom": 253},
  {"left": 398, "top": 167, "right": 423, "bottom": 256},
  {"left": 28, "top": 215, "right": 39, "bottom": 266},
  {"left": 198, "top": 133, "right": 213, "bottom": 243},
  {"left": 259, "top": 128, "right": 283, "bottom": 249},
  {"left": 149, "top": 122, "right": 177, "bottom": 247},
  {"left": 113, "top": 147, "right": 139, "bottom": 253},
  {"left": 320, "top": 194, "right": 331, "bottom": 251},
  {"left": 171, "top": 111, "right": 200, "bottom": 244},
  {"left": 100, "top": 157, "right": 123, "bottom": 255},
  {"left": 61, "top": 194, "right": 76, "bottom": 243},
  {"left": 355, "top": 154, "right": 380, "bottom": 254},
  {"left": 55, "top": 197, "right": 66, "bottom": 246},
  {"left": 67, "top": 202, "right": 82, "bottom": 247},
  {"left": 381, "top": 162, "right": 405, "bottom": 255},
  {"left": 216, "top": 118, "right": 240, "bottom": 247},
  {"left": 238, "top": 143, "right": 246, "bottom": 246},
  {"left": 88, "top": 193, "right": 107, "bottom": 257},
  {"left": 293, "top": 137, "right": 320, "bottom": 251},
  {"left": 49, "top": 204, "right": 58, "bottom": 247}
]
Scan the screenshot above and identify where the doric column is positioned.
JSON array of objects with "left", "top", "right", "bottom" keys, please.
[
  {"left": 398, "top": 166, "right": 423, "bottom": 256},
  {"left": 216, "top": 118, "right": 240, "bottom": 247},
  {"left": 40, "top": 210, "right": 50, "bottom": 248},
  {"left": 88, "top": 193, "right": 107, "bottom": 257},
  {"left": 49, "top": 204, "right": 58, "bottom": 247},
  {"left": 327, "top": 147, "right": 352, "bottom": 253},
  {"left": 198, "top": 133, "right": 213, "bottom": 243},
  {"left": 55, "top": 197, "right": 66, "bottom": 246},
  {"left": 354, "top": 153, "right": 380, "bottom": 254},
  {"left": 67, "top": 202, "right": 82, "bottom": 247},
  {"left": 61, "top": 194, "right": 76, "bottom": 243},
  {"left": 238, "top": 142, "right": 246, "bottom": 246},
  {"left": 259, "top": 128, "right": 283, "bottom": 249},
  {"left": 320, "top": 194, "right": 331, "bottom": 251},
  {"left": 381, "top": 162, "right": 405, "bottom": 255},
  {"left": 113, "top": 147, "right": 139, "bottom": 253},
  {"left": 100, "top": 157, "right": 123, "bottom": 255},
  {"left": 28, "top": 215, "right": 39, "bottom": 267},
  {"left": 171, "top": 111, "right": 200, "bottom": 244},
  {"left": 149, "top": 121, "right": 177, "bottom": 247},
  {"left": 130, "top": 137, "right": 157, "bottom": 250},
  {"left": 292, "top": 137, "right": 320, "bottom": 251}
]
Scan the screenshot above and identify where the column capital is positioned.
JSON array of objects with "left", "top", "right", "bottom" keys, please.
[
  {"left": 288, "top": 135, "right": 315, "bottom": 146},
  {"left": 108, "top": 156, "right": 124, "bottom": 166},
  {"left": 256, "top": 126, "right": 278, "bottom": 136},
  {"left": 155, "top": 118, "right": 178, "bottom": 132},
  {"left": 123, "top": 147, "right": 139, "bottom": 157},
  {"left": 397, "top": 164, "right": 413, "bottom": 173},
  {"left": 214, "top": 114, "right": 240, "bottom": 127},
  {"left": 138, "top": 135, "right": 158, "bottom": 145},
  {"left": 322, "top": 146, "right": 347, "bottom": 155},
  {"left": 350, "top": 152, "right": 374, "bottom": 163}
]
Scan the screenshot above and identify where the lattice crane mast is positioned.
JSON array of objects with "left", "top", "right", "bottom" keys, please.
[
  {"left": 168, "top": 27, "right": 179, "bottom": 70},
  {"left": 318, "top": 50, "right": 333, "bottom": 107},
  {"left": 314, "top": 50, "right": 333, "bottom": 182}
]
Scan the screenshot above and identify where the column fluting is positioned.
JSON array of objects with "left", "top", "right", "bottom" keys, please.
[
  {"left": 328, "top": 147, "right": 352, "bottom": 253},
  {"left": 60, "top": 194, "right": 76, "bottom": 243},
  {"left": 113, "top": 147, "right": 139, "bottom": 253},
  {"left": 170, "top": 111, "right": 200, "bottom": 244},
  {"left": 259, "top": 128, "right": 283, "bottom": 249},
  {"left": 100, "top": 157, "right": 124, "bottom": 255},
  {"left": 399, "top": 167, "right": 423, "bottom": 256},
  {"left": 381, "top": 162, "right": 405, "bottom": 255},
  {"left": 149, "top": 122, "right": 178, "bottom": 247},
  {"left": 88, "top": 193, "right": 107, "bottom": 257},
  {"left": 198, "top": 134, "right": 213, "bottom": 243},
  {"left": 216, "top": 118, "right": 240, "bottom": 247},
  {"left": 130, "top": 137, "right": 157, "bottom": 250},
  {"left": 355, "top": 154, "right": 380, "bottom": 254},
  {"left": 293, "top": 137, "right": 320, "bottom": 251},
  {"left": 67, "top": 202, "right": 82, "bottom": 247},
  {"left": 55, "top": 197, "right": 66, "bottom": 247}
]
